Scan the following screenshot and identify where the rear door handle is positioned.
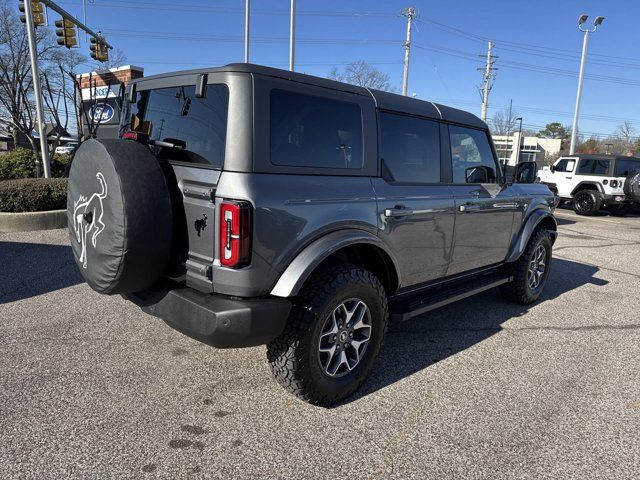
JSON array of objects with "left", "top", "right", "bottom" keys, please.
[{"left": 384, "top": 206, "right": 414, "bottom": 217}]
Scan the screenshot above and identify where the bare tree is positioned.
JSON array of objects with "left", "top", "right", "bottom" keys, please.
[
  {"left": 0, "top": 0, "right": 85, "bottom": 171},
  {"left": 94, "top": 47, "right": 127, "bottom": 71},
  {"left": 614, "top": 121, "right": 636, "bottom": 142},
  {"left": 328, "top": 60, "right": 396, "bottom": 92},
  {"left": 488, "top": 107, "right": 520, "bottom": 136}
]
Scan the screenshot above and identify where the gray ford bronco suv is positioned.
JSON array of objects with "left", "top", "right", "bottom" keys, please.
[{"left": 67, "top": 63, "right": 557, "bottom": 406}]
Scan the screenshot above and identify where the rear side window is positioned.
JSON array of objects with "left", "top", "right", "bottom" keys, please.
[
  {"left": 577, "top": 159, "right": 610, "bottom": 175},
  {"left": 614, "top": 159, "right": 640, "bottom": 177},
  {"left": 379, "top": 112, "right": 440, "bottom": 183},
  {"left": 449, "top": 126, "right": 497, "bottom": 183},
  {"left": 270, "top": 89, "right": 363, "bottom": 169},
  {"left": 128, "top": 84, "right": 229, "bottom": 168}
]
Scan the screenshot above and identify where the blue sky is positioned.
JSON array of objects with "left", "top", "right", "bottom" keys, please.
[{"left": 60, "top": 0, "right": 639, "bottom": 138}]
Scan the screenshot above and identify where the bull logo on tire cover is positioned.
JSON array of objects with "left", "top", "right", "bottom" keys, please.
[{"left": 72, "top": 172, "right": 108, "bottom": 269}]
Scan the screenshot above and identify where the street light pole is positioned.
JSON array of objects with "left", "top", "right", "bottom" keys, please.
[
  {"left": 289, "top": 0, "right": 296, "bottom": 71},
  {"left": 244, "top": 0, "right": 250, "bottom": 63},
  {"left": 24, "top": 0, "right": 51, "bottom": 178},
  {"left": 569, "top": 14, "right": 605, "bottom": 155}
]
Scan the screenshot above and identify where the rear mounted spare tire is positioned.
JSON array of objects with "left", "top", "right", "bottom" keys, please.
[
  {"left": 67, "top": 138, "right": 172, "bottom": 294},
  {"left": 624, "top": 170, "right": 640, "bottom": 202}
]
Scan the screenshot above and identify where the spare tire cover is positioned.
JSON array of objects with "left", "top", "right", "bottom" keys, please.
[
  {"left": 67, "top": 138, "right": 172, "bottom": 294},
  {"left": 624, "top": 170, "right": 640, "bottom": 202}
]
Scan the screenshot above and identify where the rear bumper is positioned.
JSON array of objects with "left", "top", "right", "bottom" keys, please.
[
  {"left": 126, "top": 286, "right": 291, "bottom": 348},
  {"left": 601, "top": 194, "right": 636, "bottom": 205}
]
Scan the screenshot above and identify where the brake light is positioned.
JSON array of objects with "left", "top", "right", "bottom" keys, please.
[
  {"left": 219, "top": 201, "right": 251, "bottom": 268},
  {"left": 122, "top": 131, "right": 138, "bottom": 141}
]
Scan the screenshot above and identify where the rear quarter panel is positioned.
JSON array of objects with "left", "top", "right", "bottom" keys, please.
[{"left": 213, "top": 172, "right": 379, "bottom": 296}]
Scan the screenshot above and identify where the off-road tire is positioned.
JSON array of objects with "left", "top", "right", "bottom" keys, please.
[
  {"left": 606, "top": 204, "right": 632, "bottom": 217},
  {"left": 573, "top": 190, "right": 601, "bottom": 216},
  {"left": 500, "top": 228, "right": 553, "bottom": 305},
  {"left": 267, "top": 264, "right": 388, "bottom": 407}
]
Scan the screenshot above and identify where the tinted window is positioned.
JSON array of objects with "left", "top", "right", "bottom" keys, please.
[
  {"left": 554, "top": 158, "right": 575, "bottom": 172},
  {"left": 128, "top": 85, "right": 228, "bottom": 168},
  {"left": 379, "top": 113, "right": 440, "bottom": 183},
  {"left": 577, "top": 158, "right": 610, "bottom": 175},
  {"left": 270, "top": 89, "right": 363, "bottom": 169},
  {"left": 614, "top": 159, "right": 640, "bottom": 177},
  {"left": 449, "top": 126, "right": 497, "bottom": 183}
]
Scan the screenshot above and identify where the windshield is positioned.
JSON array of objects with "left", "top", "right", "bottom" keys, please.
[
  {"left": 614, "top": 158, "right": 640, "bottom": 177},
  {"left": 124, "top": 84, "right": 229, "bottom": 168}
]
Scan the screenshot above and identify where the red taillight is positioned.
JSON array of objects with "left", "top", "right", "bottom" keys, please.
[
  {"left": 219, "top": 201, "right": 251, "bottom": 268},
  {"left": 122, "top": 131, "right": 138, "bottom": 141}
]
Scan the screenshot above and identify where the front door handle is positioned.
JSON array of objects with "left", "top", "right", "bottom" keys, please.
[
  {"left": 384, "top": 206, "right": 414, "bottom": 217},
  {"left": 459, "top": 202, "right": 482, "bottom": 213}
]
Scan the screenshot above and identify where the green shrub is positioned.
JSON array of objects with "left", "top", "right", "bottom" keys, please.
[
  {"left": 0, "top": 148, "right": 36, "bottom": 179},
  {"left": 0, "top": 178, "right": 67, "bottom": 212},
  {"left": 51, "top": 154, "right": 72, "bottom": 177},
  {"left": 0, "top": 148, "right": 73, "bottom": 179}
]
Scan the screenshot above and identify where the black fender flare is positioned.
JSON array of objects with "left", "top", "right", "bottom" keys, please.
[
  {"left": 571, "top": 181, "right": 604, "bottom": 196},
  {"left": 504, "top": 208, "right": 558, "bottom": 263},
  {"left": 270, "top": 229, "right": 401, "bottom": 298}
]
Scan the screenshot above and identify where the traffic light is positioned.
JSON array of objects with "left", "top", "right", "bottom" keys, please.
[
  {"left": 18, "top": 1, "right": 46, "bottom": 27},
  {"left": 55, "top": 19, "right": 78, "bottom": 49},
  {"left": 90, "top": 37, "right": 109, "bottom": 63}
]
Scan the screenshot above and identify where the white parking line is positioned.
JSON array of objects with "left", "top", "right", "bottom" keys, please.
[{"left": 554, "top": 210, "right": 636, "bottom": 226}]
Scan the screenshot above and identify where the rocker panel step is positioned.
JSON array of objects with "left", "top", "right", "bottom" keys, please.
[{"left": 390, "top": 274, "right": 513, "bottom": 322}]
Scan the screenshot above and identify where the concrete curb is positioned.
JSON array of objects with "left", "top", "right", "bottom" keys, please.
[{"left": 0, "top": 209, "right": 67, "bottom": 233}]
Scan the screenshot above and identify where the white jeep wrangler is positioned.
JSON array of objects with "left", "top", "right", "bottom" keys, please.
[{"left": 539, "top": 154, "right": 640, "bottom": 216}]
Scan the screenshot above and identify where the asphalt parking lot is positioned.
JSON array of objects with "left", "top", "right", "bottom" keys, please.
[{"left": 1, "top": 208, "right": 639, "bottom": 480}]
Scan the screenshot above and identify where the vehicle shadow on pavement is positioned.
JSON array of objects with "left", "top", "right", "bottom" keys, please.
[
  {"left": 0, "top": 241, "right": 82, "bottom": 304},
  {"left": 555, "top": 216, "right": 577, "bottom": 226},
  {"left": 344, "top": 257, "right": 608, "bottom": 405}
]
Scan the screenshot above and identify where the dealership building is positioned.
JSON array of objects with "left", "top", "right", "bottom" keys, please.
[
  {"left": 76, "top": 65, "right": 144, "bottom": 139},
  {"left": 492, "top": 133, "right": 562, "bottom": 166}
]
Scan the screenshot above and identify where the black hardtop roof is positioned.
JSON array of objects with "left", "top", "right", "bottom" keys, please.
[
  {"left": 131, "top": 63, "right": 486, "bottom": 129},
  {"left": 568, "top": 154, "right": 640, "bottom": 162}
]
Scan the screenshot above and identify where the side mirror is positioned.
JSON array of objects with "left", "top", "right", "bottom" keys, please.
[
  {"left": 514, "top": 161, "right": 538, "bottom": 183},
  {"left": 465, "top": 165, "right": 492, "bottom": 183},
  {"left": 550, "top": 164, "right": 556, "bottom": 172}
]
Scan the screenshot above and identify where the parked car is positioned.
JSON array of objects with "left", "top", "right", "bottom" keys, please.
[
  {"left": 66, "top": 63, "right": 557, "bottom": 406},
  {"left": 55, "top": 143, "right": 78, "bottom": 155},
  {"left": 538, "top": 154, "right": 640, "bottom": 216}
]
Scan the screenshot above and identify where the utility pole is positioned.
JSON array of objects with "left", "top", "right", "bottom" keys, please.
[
  {"left": 479, "top": 41, "right": 497, "bottom": 122},
  {"left": 401, "top": 7, "right": 416, "bottom": 96},
  {"left": 289, "top": 0, "right": 296, "bottom": 71},
  {"left": 24, "top": 0, "right": 51, "bottom": 178},
  {"left": 569, "top": 14, "right": 605, "bottom": 155},
  {"left": 244, "top": 0, "right": 250, "bottom": 63}
]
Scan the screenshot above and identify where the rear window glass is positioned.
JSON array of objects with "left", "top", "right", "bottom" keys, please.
[
  {"left": 577, "top": 158, "right": 610, "bottom": 175},
  {"left": 379, "top": 112, "right": 440, "bottom": 183},
  {"left": 127, "top": 84, "right": 228, "bottom": 168},
  {"left": 270, "top": 89, "right": 363, "bottom": 169},
  {"left": 614, "top": 159, "right": 640, "bottom": 177}
]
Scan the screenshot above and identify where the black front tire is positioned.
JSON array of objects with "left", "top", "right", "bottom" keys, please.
[
  {"left": 267, "top": 264, "right": 388, "bottom": 407},
  {"left": 500, "top": 228, "right": 553, "bottom": 305},
  {"left": 573, "top": 190, "right": 601, "bottom": 216}
]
